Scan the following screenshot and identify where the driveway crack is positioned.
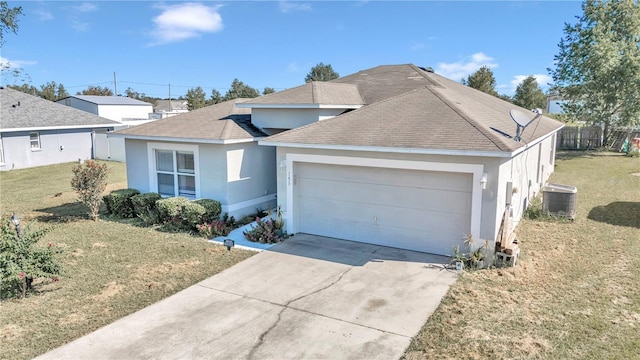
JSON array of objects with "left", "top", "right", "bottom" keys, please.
[{"left": 247, "top": 268, "right": 352, "bottom": 359}]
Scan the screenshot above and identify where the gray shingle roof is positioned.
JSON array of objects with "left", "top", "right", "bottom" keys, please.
[
  {"left": 262, "top": 64, "right": 563, "bottom": 153},
  {"left": 154, "top": 99, "right": 189, "bottom": 112},
  {"left": 239, "top": 82, "right": 364, "bottom": 107},
  {"left": 63, "top": 95, "right": 153, "bottom": 106},
  {"left": 1, "top": 87, "right": 121, "bottom": 131},
  {"left": 115, "top": 98, "right": 265, "bottom": 141}
]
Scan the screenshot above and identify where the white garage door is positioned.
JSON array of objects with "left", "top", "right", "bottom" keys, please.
[{"left": 294, "top": 163, "right": 472, "bottom": 255}]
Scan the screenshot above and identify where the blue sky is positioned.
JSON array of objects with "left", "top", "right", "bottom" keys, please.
[{"left": 1, "top": 1, "right": 584, "bottom": 99}]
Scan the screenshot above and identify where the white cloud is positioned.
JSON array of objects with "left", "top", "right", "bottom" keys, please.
[
  {"left": 0, "top": 56, "right": 37, "bottom": 69},
  {"left": 73, "top": 2, "right": 98, "bottom": 12},
  {"left": 279, "top": 1, "right": 312, "bottom": 13},
  {"left": 436, "top": 52, "right": 498, "bottom": 81},
  {"left": 510, "top": 74, "right": 552, "bottom": 90},
  {"left": 410, "top": 43, "right": 425, "bottom": 52},
  {"left": 150, "top": 3, "right": 223, "bottom": 45},
  {"left": 72, "top": 21, "right": 90, "bottom": 32},
  {"left": 35, "top": 8, "right": 54, "bottom": 21}
]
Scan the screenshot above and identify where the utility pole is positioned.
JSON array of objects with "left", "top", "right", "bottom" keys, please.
[
  {"left": 169, "top": 83, "right": 172, "bottom": 111},
  {"left": 113, "top": 72, "right": 117, "bottom": 95}
]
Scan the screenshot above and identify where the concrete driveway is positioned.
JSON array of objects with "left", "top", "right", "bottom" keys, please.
[{"left": 36, "top": 234, "right": 457, "bottom": 360}]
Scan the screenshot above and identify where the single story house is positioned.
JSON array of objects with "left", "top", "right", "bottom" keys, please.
[
  {"left": 115, "top": 64, "right": 563, "bottom": 256},
  {"left": 152, "top": 99, "right": 189, "bottom": 119},
  {"left": 0, "top": 87, "right": 120, "bottom": 171}
]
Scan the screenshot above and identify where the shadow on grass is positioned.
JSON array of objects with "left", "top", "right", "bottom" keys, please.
[
  {"left": 588, "top": 201, "right": 640, "bottom": 228},
  {"left": 34, "top": 202, "right": 89, "bottom": 223}
]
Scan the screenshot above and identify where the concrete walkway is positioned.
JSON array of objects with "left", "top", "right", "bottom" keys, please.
[{"left": 36, "top": 234, "right": 457, "bottom": 360}]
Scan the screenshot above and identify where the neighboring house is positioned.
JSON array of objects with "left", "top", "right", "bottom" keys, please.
[
  {"left": 0, "top": 87, "right": 120, "bottom": 171},
  {"left": 547, "top": 95, "right": 567, "bottom": 114},
  {"left": 56, "top": 95, "right": 154, "bottom": 125},
  {"left": 151, "top": 99, "right": 189, "bottom": 119},
  {"left": 116, "top": 64, "right": 564, "bottom": 256},
  {"left": 57, "top": 95, "right": 155, "bottom": 162},
  {"left": 111, "top": 99, "right": 276, "bottom": 217}
]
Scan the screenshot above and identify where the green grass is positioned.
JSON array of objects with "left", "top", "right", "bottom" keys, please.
[
  {"left": 0, "top": 161, "right": 255, "bottom": 360},
  {"left": 404, "top": 152, "right": 640, "bottom": 359}
]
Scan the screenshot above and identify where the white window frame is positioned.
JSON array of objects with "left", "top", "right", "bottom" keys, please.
[
  {"left": 30, "top": 132, "right": 41, "bottom": 151},
  {"left": 147, "top": 142, "right": 200, "bottom": 199}
]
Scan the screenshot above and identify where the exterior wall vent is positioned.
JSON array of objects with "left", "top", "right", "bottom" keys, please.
[{"left": 542, "top": 183, "right": 577, "bottom": 219}]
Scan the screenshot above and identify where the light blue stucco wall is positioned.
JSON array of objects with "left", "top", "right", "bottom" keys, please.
[
  {"left": 0, "top": 129, "right": 98, "bottom": 171},
  {"left": 124, "top": 139, "right": 150, "bottom": 192}
]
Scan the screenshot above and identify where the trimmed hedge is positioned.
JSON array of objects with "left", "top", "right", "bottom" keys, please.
[
  {"left": 131, "top": 192, "right": 161, "bottom": 216},
  {"left": 193, "top": 199, "right": 222, "bottom": 222},
  {"left": 103, "top": 189, "right": 140, "bottom": 218},
  {"left": 156, "top": 197, "right": 191, "bottom": 224}
]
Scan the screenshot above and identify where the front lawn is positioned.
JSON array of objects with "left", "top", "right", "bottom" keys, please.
[
  {"left": 404, "top": 152, "right": 640, "bottom": 359},
  {"left": 0, "top": 161, "right": 255, "bottom": 360}
]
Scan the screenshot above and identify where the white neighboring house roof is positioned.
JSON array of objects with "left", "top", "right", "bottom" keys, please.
[
  {"left": 61, "top": 95, "right": 153, "bottom": 106},
  {"left": 1, "top": 87, "right": 121, "bottom": 132}
]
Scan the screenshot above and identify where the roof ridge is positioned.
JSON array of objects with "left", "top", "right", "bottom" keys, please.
[{"left": 423, "top": 80, "right": 514, "bottom": 152}]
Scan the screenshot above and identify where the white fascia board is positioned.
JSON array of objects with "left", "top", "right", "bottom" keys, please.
[
  {"left": 0, "top": 124, "right": 117, "bottom": 133},
  {"left": 258, "top": 140, "right": 513, "bottom": 158},
  {"left": 236, "top": 103, "right": 362, "bottom": 110},
  {"left": 110, "top": 133, "right": 262, "bottom": 144}
]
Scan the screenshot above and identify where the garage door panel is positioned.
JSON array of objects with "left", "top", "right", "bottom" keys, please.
[
  {"left": 298, "top": 163, "right": 471, "bottom": 193},
  {"left": 298, "top": 178, "right": 471, "bottom": 214},
  {"left": 295, "top": 163, "right": 472, "bottom": 255}
]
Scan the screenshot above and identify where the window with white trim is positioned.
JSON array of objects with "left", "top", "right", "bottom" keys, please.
[
  {"left": 155, "top": 149, "right": 196, "bottom": 197},
  {"left": 30, "top": 132, "right": 41, "bottom": 150}
]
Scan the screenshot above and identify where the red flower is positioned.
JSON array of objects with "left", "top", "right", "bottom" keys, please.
[
  {"left": 19, "top": 272, "right": 24, "bottom": 279},
  {"left": 51, "top": 277, "right": 59, "bottom": 282},
  {"left": 48, "top": 243, "right": 52, "bottom": 247}
]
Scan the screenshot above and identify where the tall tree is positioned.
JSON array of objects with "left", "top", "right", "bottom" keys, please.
[
  {"left": 39, "top": 81, "right": 68, "bottom": 101},
  {"left": 263, "top": 87, "right": 275, "bottom": 95},
  {"left": 549, "top": 0, "right": 640, "bottom": 144},
  {"left": 462, "top": 66, "right": 498, "bottom": 96},
  {"left": 209, "top": 89, "right": 223, "bottom": 104},
  {"left": 78, "top": 85, "right": 113, "bottom": 96},
  {"left": 512, "top": 76, "right": 547, "bottom": 110},
  {"left": 7, "top": 83, "right": 38, "bottom": 96},
  {"left": 0, "top": 1, "right": 22, "bottom": 46},
  {"left": 186, "top": 86, "right": 207, "bottom": 110},
  {"left": 223, "top": 79, "right": 260, "bottom": 100},
  {"left": 305, "top": 63, "right": 339, "bottom": 83}
]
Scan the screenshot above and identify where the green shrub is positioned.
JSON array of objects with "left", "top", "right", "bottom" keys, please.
[
  {"left": 193, "top": 199, "right": 222, "bottom": 221},
  {"left": 0, "top": 217, "right": 63, "bottom": 299},
  {"left": 156, "top": 197, "right": 191, "bottom": 225},
  {"left": 103, "top": 189, "right": 140, "bottom": 218},
  {"left": 131, "top": 192, "right": 162, "bottom": 225},
  {"left": 182, "top": 202, "right": 207, "bottom": 229},
  {"left": 243, "top": 217, "right": 283, "bottom": 244},
  {"left": 131, "top": 192, "right": 161, "bottom": 215}
]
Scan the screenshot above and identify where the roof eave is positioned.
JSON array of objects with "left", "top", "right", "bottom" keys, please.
[
  {"left": 0, "top": 124, "right": 118, "bottom": 133},
  {"left": 110, "top": 133, "right": 264, "bottom": 144},
  {"left": 257, "top": 141, "right": 514, "bottom": 158},
  {"left": 236, "top": 103, "right": 363, "bottom": 109}
]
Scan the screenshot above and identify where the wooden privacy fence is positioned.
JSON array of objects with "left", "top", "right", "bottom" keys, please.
[
  {"left": 556, "top": 126, "right": 602, "bottom": 150},
  {"left": 556, "top": 126, "right": 640, "bottom": 151}
]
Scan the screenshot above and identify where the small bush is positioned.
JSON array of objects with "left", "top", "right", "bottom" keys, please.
[
  {"left": 156, "top": 197, "right": 191, "bottom": 225},
  {"left": 103, "top": 189, "right": 140, "bottom": 218},
  {"left": 71, "top": 160, "right": 110, "bottom": 220},
  {"left": 198, "top": 218, "right": 235, "bottom": 239},
  {"left": 193, "top": 199, "right": 222, "bottom": 222},
  {"left": 131, "top": 192, "right": 162, "bottom": 225},
  {"left": 182, "top": 202, "right": 207, "bottom": 229},
  {"left": 243, "top": 217, "right": 283, "bottom": 244},
  {"left": 0, "top": 217, "right": 63, "bottom": 299}
]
